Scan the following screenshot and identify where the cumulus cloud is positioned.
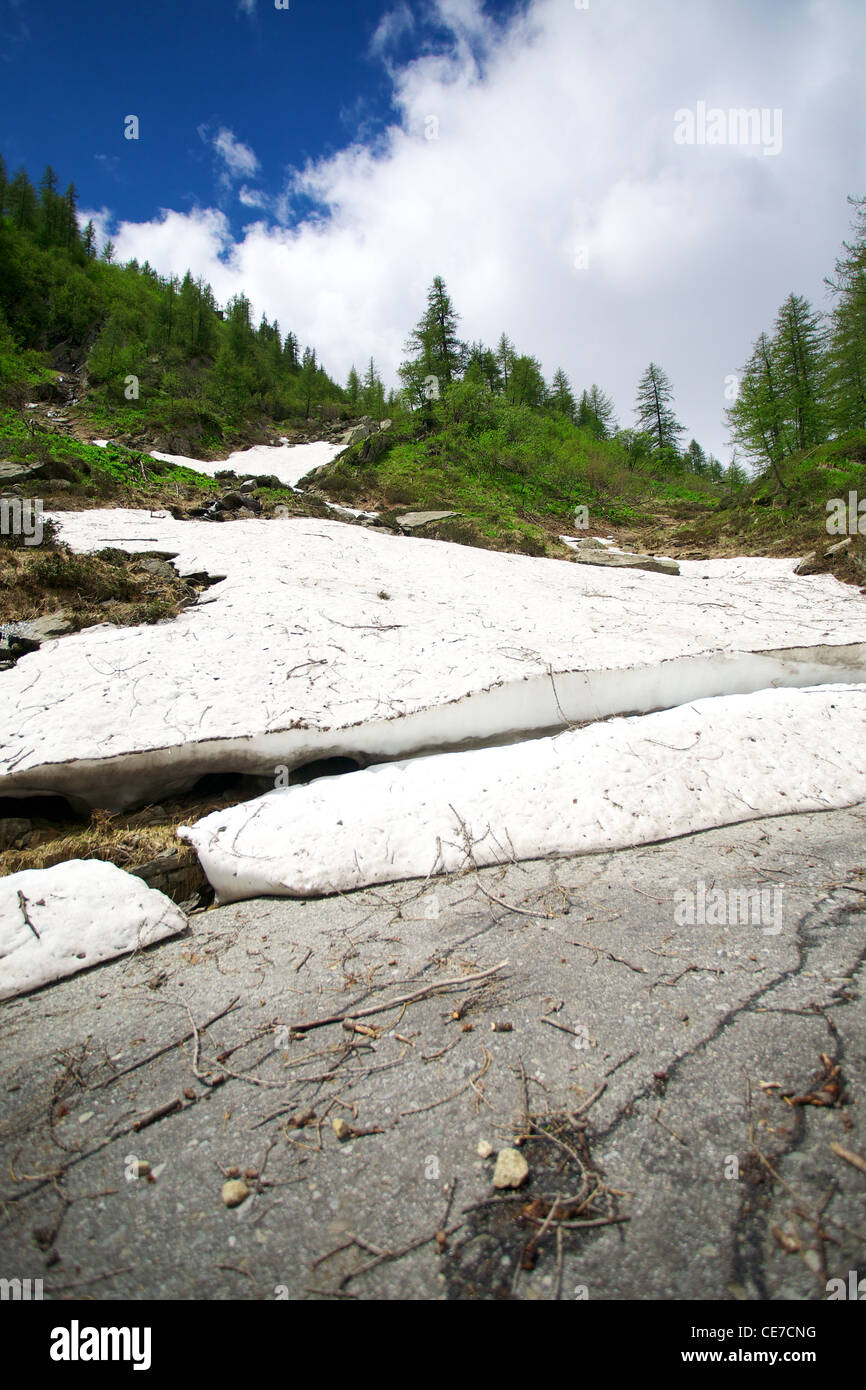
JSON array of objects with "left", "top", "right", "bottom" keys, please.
[{"left": 109, "top": 0, "right": 866, "bottom": 459}]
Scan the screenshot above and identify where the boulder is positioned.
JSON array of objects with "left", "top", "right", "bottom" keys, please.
[
  {"left": 0, "top": 462, "right": 43, "bottom": 485},
  {"left": 568, "top": 549, "right": 680, "bottom": 576},
  {"left": 138, "top": 556, "right": 176, "bottom": 580},
  {"left": 342, "top": 418, "right": 377, "bottom": 448},
  {"left": 396, "top": 510, "right": 457, "bottom": 531},
  {"left": 794, "top": 551, "right": 820, "bottom": 576},
  {"left": 14, "top": 611, "right": 74, "bottom": 642}
]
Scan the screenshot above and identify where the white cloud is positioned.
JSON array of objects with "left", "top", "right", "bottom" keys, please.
[
  {"left": 212, "top": 126, "right": 260, "bottom": 180},
  {"left": 109, "top": 0, "right": 866, "bottom": 459},
  {"left": 370, "top": 3, "right": 415, "bottom": 56},
  {"left": 238, "top": 185, "right": 270, "bottom": 210}
]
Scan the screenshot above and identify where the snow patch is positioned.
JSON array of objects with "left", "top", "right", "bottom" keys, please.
[
  {"left": 2, "top": 511, "right": 865, "bottom": 811},
  {"left": 180, "top": 685, "right": 866, "bottom": 903},
  {"left": 0, "top": 860, "right": 187, "bottom": 999},
  {"left": 150, "top": 439, "right": 342, "bottom": 489}
]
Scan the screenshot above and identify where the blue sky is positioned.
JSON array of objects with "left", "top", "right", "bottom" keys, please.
[
  {"left": 2, "top": 0, "right": 865, "bottom": 461},
  {"left": 1, "top": 0, "right": 468, "bottom": 228}
]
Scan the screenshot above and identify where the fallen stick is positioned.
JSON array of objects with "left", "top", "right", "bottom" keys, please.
[
  {"left": 830, "top": 1141, "right": 866, "bottom": 1176},
  {"left": 284, "top": 961, "right": 509, "bottom": 1035}
]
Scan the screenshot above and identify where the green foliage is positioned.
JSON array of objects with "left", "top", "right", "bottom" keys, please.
[
  {"left": 825, "top": 196, "right": 866, "bottom": 432},
  {"left": 0, "top": 154, "right": 346, "bottom": 443}
]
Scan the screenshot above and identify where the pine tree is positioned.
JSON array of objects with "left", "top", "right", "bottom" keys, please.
[
  {"left": 726, "top": 332, "right": 787, "bottom": 478},
  {"left": 824, "top": 196, "right": 866, "bottom": 431},
  {"left": 772, "top": 292, "right": 828, "bottom": 453},
  {"left": 548, "top": 368, "right": 576, "bottom": 419},
  {"left": 282, "top": 331, "right": 299, "bottom": 372},
  {"left": 495, "top": 333, "right": 515, "bottom": 394},
  {"left": 402, "top": 276, "right": 466, "bottom": 392},
  {"left": 8, "top": 167, "right": 38, "bottom": 233},
  {"left": 507, "top": 354, "right": 546, "bottom": 408},
  {"left": 299, "top": 346, "right": 318, "bottom": 418},
  {"left": 577, "top": 384, "right": 616, "bottom": 438},
  {"left": 465, "top": 341, "right": 502, "bottom": 395},
  {"left": 684, "top": 438, "right": 708, "bottom": 474},
  {"left": 346, "top": 364, "right": 361, "bottom": 407},
  {"left": 634, "top": 363, "right": 684, "bottom": 457},
  {"left": 61, "top": 182, "right": 80, "bottom": 252},
  {"left": 362, "top": 357, "right": 385, "bottom": 419}
]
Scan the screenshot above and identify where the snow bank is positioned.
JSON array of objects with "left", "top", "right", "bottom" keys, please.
[
  {"left": 2, "top": 511, "right": 865, "bottom": 810},
  {"left": 0, "top": 860, "right": 187, "bottom": 999},
  {"left": 179, "top": 686, "right": 866, "bottom": 903},
  {"left": 150, "top": 439, "right": 342, "bottom": 489}
]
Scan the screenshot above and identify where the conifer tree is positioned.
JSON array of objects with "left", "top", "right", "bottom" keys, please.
[
  {"left": 548, "top": 368, "right": 576, "bottom": 419},
  {"left": 577, "top": 384, "right": 616, "bottom": 438},
  {"left": 634, "top": 363, "right": 684, "bottom": 458},
  {"left": 401, "top": 276, "right": 466, "bottom": 399},
  {"left": 824, "top": 196, "right": 866, "bottom": 431}
]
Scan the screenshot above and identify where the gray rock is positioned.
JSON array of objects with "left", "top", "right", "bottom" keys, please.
[
  {"left": 570, "top": 551, "right": 680, "bottom": 576},
  {"left": 342, "top": 418, "right": 377, "bottom": 448},
  {"left": 0, "top": 462, "right": 42, "bottom": 485},
  {"left": 138, "top": 557, "right": 176, "bottom": 579},
  {"left": 15, "top": 611, "right": 74, "bottom": 641},
  {"left": 794, "top": 551, "right": 820, "bottom": 576},
  {"left": 396, "top": 510, "right": 457, "bottom": 530},
  {"left": 379, "top": 419, "right": 393, "bottom": 432},
  {"left": 239, "top": 479, "right": 257, "bottom": 494},
  {"left": 218, "top": 491, "right": 246, "bottom": 511}
]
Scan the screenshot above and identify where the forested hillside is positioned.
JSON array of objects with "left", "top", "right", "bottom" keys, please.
[
  {"left": 0, "top": 156, "right": 348, "bottom": 449},
  {"left": 0, "top": 154, "right": 864, "bottom": 571}
]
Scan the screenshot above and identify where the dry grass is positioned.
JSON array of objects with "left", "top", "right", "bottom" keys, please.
[
  {"left": 0, "top": 539, "right": 201, "bottom": 633},
  {"left": 0, "top": 789, "right": 247, "bottom": 898}
]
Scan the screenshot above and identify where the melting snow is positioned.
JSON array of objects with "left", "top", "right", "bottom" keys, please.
[
  {"left": 1, "top": 510, "right": 865, "bottom": 812},
  {"left": 179, "top": 685, "right": 866, "bottom": 902},
  {"left": 150, "top": 439, "right": 343, "bottom": 488},
  {"left": 0, "top": 860, "right": 187, "bottom": 1000}
]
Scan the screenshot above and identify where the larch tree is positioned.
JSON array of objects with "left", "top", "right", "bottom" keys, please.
[{"left": 634, "top": 363, "right": 684, "bottom": 459}]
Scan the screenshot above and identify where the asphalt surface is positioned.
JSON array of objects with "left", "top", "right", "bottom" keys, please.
[{"left": 1, "top": 804, "right": 864, "bottom": 1301}]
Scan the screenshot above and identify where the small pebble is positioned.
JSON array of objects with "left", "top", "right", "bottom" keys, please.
[{"left": 493, "top": 1148, "right": 529, "bottom": 1189}]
